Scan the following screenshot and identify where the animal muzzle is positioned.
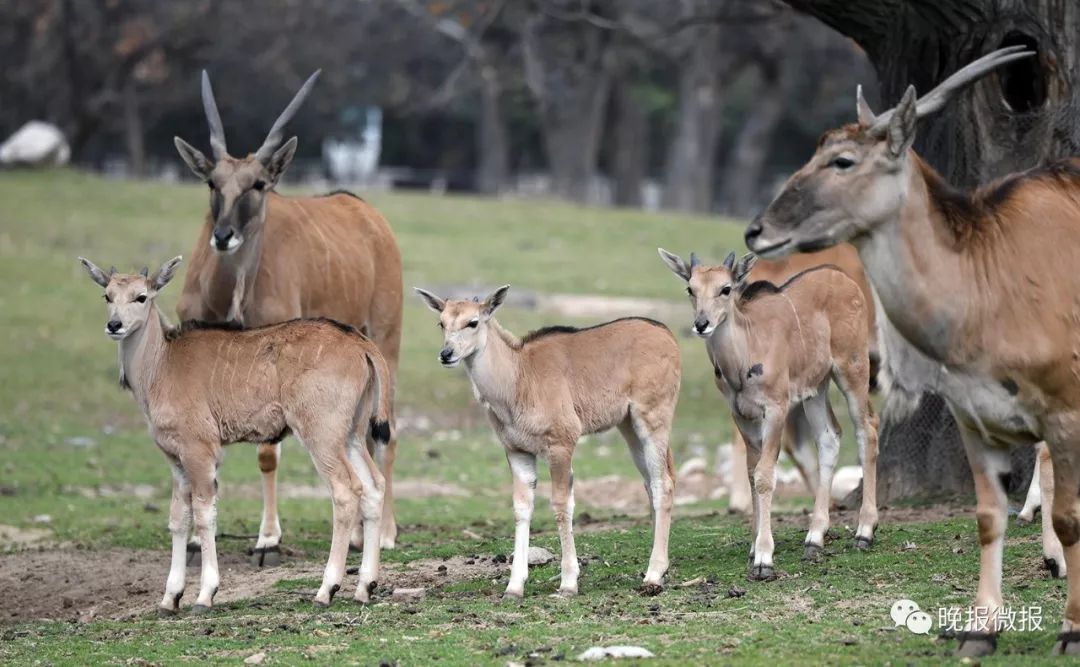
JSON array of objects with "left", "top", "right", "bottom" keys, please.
[
  {"left": 107, "top": 320, "right": 123, "bottom": 333},
  {"left": 439, "top": 347, "right": 456, "bottom": 365},
  {"left": 693, "top": 315, "right": 711, "bottom": 336},
  {"left": 211, "top": 226, "right": 242, "bottom": 253}
]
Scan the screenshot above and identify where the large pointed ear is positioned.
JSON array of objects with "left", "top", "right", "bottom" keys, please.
[
  {"left": 264, "top": 136, "right": 298, "bottom": 184},
  {"left": 722, "top": 251, "right": 736, "bottom": 271},
  {"left": 482, "top": 285, "right": 510, "bottom": 317},
  {"left": 886, "top": 85, "right": 917, "bottom": 157},
  {"left": 414, "top": 287, "right": 446, "bottom": 313},
  {"left": 173, "top": 137, "right": 214, "bottom": 180},
  {"left": 732, "top": 253, "right": 758, "bottom": 285},
  {"left": 657, "top": 248, "right": 691, "bottom": 281},
  {"left": 151, "top": 256, "right": 183, "bottom": 291},
  {"left": 78, "top": 257, "right": 112, "bottom": 288}
]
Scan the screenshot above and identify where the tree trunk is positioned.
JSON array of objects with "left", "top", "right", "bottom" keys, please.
[
  {"left": 662, "top": 21, "right": 732, "bottom": 213},
  {"left": 611, "top": 74, "right": 647, "bottom": 208},
  {"left": 786, "top": 0, "right": 1080, "bottom": 500},
  {"left": 717, "top": 61, "right": 788, "bottom": 217},
  {"left": 475, "top": 65, "right": 508, "bottom": 196},
  {"left": 122, "top": 78, "right": 145, "bottom": 178},
  {"left": 523, "top": 12, "right": 613, "bottom": 203}
]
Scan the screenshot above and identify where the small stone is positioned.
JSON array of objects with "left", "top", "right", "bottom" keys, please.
[
  {"left": 65, "top": 436, "right": 96, "bottom": 448},
  {"left": 244, "top": 652, "right": 266, "bottom": 665},
  {"left": 526, "top": 546, "right": 555, "bottom": 566},
  {"left": 577, "top": 646, "right": 655, "bottom": 661},
  {"left": 726, "top": 585, "right": 746, "bottom": 598},
  {"left": 391, "top": 587, "right": 426, "bottom": 602}
]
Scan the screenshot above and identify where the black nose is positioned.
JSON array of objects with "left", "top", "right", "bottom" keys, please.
[
  {"left": 745, "top": 220, "right": 763, "bottom": 245},
  {"left": 694, "top": 316, "right": 709, "bottom": 334},
  {"left": 107, "top": 320, "right": 123, "bottom": 333},
  {"left": 213, "top": 228, "right": 233, "bottom": 246},
  {"left": 439, "top": 348, "right": 454, "bottom": 363}
]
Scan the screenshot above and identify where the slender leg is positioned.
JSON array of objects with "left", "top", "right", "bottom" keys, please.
[
  {"left": 1037, "top": 443, "right": 1066, "bottom": 577},
  {"left": 548, "top": 447, "right": 580, "bottom": 596},
  {"left": 727, "top": 425, "right": 752, "bottom": 514},
  {"left": 308, "top": 438, "right": 362, "bottom": 608},
  {"left": 954, "top": 425, "right": 1009, "bottom": 658},
  {"left": 783, "top": 414, "right": 819, "bottom": 496},
  {"left": 348, "top": 434, "right": 385, "bottom": 602},
  {"left": 1047, "top": 438, "right": 1080, "bottom": 656},
  {"left": 627, "top": 410, "right": 675, "bottom": 591},
  {"left": 252, "top": 442, "right": 283, "bottom": 567},
  {"left": 797, "top": 395, "right": 837, "bottom": 559},
  {"left": 187, "top": 455, "right": 221, "bottom": 612},
  {"left": 838, "top": 384, "right": 879, "bottom": 548},
  {"left": 749, "top": 410, "right": 784, "bottom": 581},
  {"left": 1018, "top": 442, "right": 1044, "bottom": 523},
  {"left": 159, "top": 464, "right": 192, "bottom": 615},
  {"left": 377, "top": 434, "right": 398, "bottom": 549},
  {"left": 504, "top": 449, "right": 537, "bottom": 599},
  {"left": 740, "top": 427, "right": 762, "bottom": 564}
]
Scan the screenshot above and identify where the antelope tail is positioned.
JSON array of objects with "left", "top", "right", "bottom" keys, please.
[{"left": 365, "top": 351, "right": 394, "bottom": 444}]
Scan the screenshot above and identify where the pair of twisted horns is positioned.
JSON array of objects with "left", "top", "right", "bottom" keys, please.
[
  {"left": 200, "top": 69, "right": 322, "bottom": 163},
  {"left": 856, "top": 45, "right": 1035, "bottom": 135}
]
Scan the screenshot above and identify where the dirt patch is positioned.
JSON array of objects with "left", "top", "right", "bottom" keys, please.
[{"left": 0, "top": 524, "right": 53, "bottom": 551}]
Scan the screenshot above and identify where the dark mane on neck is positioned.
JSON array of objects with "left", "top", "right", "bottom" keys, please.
[
  {"left": 317, "top": 189, "right": 364, "bottom": 201},
  {"left": 738, "top": 264, "right": 843, "bottom": 304},
  {"left": 164, "top": 316, "right": 363, "bottom": 342},
  {"left": 518, "top": 317, "right": 666, "bottom": 345}
]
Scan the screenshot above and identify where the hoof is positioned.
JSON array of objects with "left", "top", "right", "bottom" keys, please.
[
  {"left": 639, "top": 582, "right": 663, "bottom": 597},
  {"left": 556, "top": 587, "right": 578, "bottom": 598},
  {"left": 853, "top": 536, "right": 873, "bottom": 551},
  {"left": 190, "top": 604, "right": 211, "bottom": 615},
  {"left": 747, "top": 564, "right": 776, "bottom": 582},
  {"left": 803, "top": 544, "right": 822, "bottom": 561},
  {"left": 186, "top": 543, "right": 201, "bottom": 568},
  {"left": 1054, "top": 631, "right": 1080, "bottom": 656},
  {"left": 1016, "top": 514, "right": 1034, "bottom": 526},
  {"left": 157, "top": 606, "right": 177, "bottom": 618},
  {"left": 250, "top": 545, "right": 281, "bottom": 568},
  {"left": 501, "top": 590, "right": 524, "bottom": 602},
  {"left": 955, "top": 631, "right": 997, "bottom": 658},
  {"left": 380, "top": 538, "right": 397, "bottom": 550},
  {"left": 1044, "top": 557, "right": 1063, "bottom": 579}
]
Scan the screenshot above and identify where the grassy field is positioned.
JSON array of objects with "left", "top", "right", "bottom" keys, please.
[{"left": 0, "top": 169, "right": 1068, "bottom": 665}]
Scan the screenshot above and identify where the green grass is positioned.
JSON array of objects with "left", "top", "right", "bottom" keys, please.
[{"left": 0, "top": 169, "right": 1067, "bottom": 665}]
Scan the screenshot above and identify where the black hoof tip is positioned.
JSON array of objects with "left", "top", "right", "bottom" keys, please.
[
  {"left": 854, "top": 536, "right": 873, "bottom": 551},
  {"left": 1044, "top": 557, "right": 1062, "bottom": 579},
  {"left": 748, "top": 564, "right": 776, "bottom": 582},
  {"left": 190, "top": 604, "right": 211, "bottom": 615},
  {"left": 313, "top": 600, "right": 330, "bottom": 609},
  {"left": 157, "top": 607, "right": 177, "bottom": 618},
  {"left": 955, "top": 631, "right": 997, "bottom": 658},
  {"left": 803, "top": 544, "right": 821, "bottom": 561},
  {"left": 186, "top": 543, "right": 201, "bottom": 568},
  {"left": 250, "top": 545, "right": 282, "bottom": 568}
]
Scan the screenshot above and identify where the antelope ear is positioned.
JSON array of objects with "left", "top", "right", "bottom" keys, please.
[
  {"left": 732, "top": 253, "right": 758, "bottom": 285},
  {"left": 856, "top": 84, "right": 876, "bottom": 126},
  {"left": 264, "top": 136, "right": 298, "bottom": 184},
  {"left": 722, "top": 251, "right": 736, "bottom": 271},
  {"left": 414, "top": 287, "right": 446, "bottom": 313},
  {"left": 887, "top": 85, "right": 918, "bottom": 157},
  {"left": 657, "top": 248, "right": 691, "bottom": 281},
  {"left": 78, "top": 257, "right": 111, "bottom": 288},
  {"left": 174, "top": 137, "right": 214, "bottom": 180},
  {"left": 482, "top": 284, "right": 510, "bottom": 317},
  {"left": 151, "top": 256, "right": 183, "bottom": 291}
]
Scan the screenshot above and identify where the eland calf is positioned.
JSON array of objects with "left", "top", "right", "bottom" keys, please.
[
  {"left": 415, "top": 285, "right": 680, "bottom": 597},
  {"left": 79, "top": 256, "right": 390, "bottom": 612},
  {"left": 659, "top": 250, "right": 878, "bottom": 580}
]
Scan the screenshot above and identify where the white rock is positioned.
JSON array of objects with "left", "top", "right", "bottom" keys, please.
[
  {"left": 391, "top": 587, "right": 426, "bottom": 601},
  {"left": 831, "top": 466, "right": 863, "bottom": 502},
  {"left": 243, "top": 652, "right": 266, "bottom": 665},
  {"left": 527, "top": 546, "right": 555, "bottom": 565},
  {"left": 676, "top": 456, "right": 707, "bottom": 478},
  {"left": 578, "top": 646, "right": 655, "bottom": 661},
  {"left": 0, "top": 121, "right": 69, "bottom": 166}
]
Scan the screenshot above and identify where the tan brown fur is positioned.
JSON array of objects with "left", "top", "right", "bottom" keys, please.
[
  {"left": 415, "top": 286, "right": 680, "bottom": 597},
  {"left": 749, "top": 47, "right": 1080, "bottom": 655},
  {"left": 174, "top": 75, "right": 403, "bottom": 555},
  {"left": 660, "top": 250, "right": 878, "bottom": 579},
  {"left": 78, "top": 257, "right": 391, "bottom": 613}
]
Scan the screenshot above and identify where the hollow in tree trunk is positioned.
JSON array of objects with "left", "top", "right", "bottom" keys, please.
[{"left": 785, "top": 0, "right": 1080, "bottom": 500}]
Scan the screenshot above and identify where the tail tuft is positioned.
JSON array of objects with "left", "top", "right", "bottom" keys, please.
[{"left": 370, "top": 418, "right": 391, "bottom": 444}]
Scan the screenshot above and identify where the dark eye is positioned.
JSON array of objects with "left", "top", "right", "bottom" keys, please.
[
  {"left": 252, "top": 180, "right": 266, "bottom": 192},
  {"left": 135, "top": 295, "right": 147, "bottom": 303},
  {"left": 103, "top": 294, "right": 112, "bottom": 303},
  {"left": 720, "top": 285, "right": 732, "bottom": 296},
  {"left": 686, "top": 286, "right": 694, "bottom": 297},
  {"left": 466, "top": 320, "right": 479, "bottom": 328},
  {"left": 831, "top": 156, "right": 855, "bottom": 169}
]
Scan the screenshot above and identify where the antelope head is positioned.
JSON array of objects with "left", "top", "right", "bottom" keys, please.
[
  {"left": 658, "top": 249, "right": 756, "bottom": 337},
  {"left": 414, "top": 286, "right": 510, "bottom": 367},
  {"left": 79, "top": 257, "right": 183, "bottom": 340},
  {"left": 174, "top": 70, "right": 321, "bottom": 254},
  {"left": 746, "top": 46, "right": 1034, "bottom": 258}
]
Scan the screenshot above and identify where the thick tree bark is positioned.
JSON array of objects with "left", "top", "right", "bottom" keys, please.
[
  {"left": 662, "top": 20, "right": 731, "bottom": 212},
  {"left": 523, "top": 12, "right": 613, "bottom": 203},
  {"left": 611, "top": 74, "right": 647, "bottom": 208},
  {"left": 476, "top": 65, "right": 509, "bottom": 195},
  {"left": 786, "top": 0, "right": 1080, "bottom": 500}
]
